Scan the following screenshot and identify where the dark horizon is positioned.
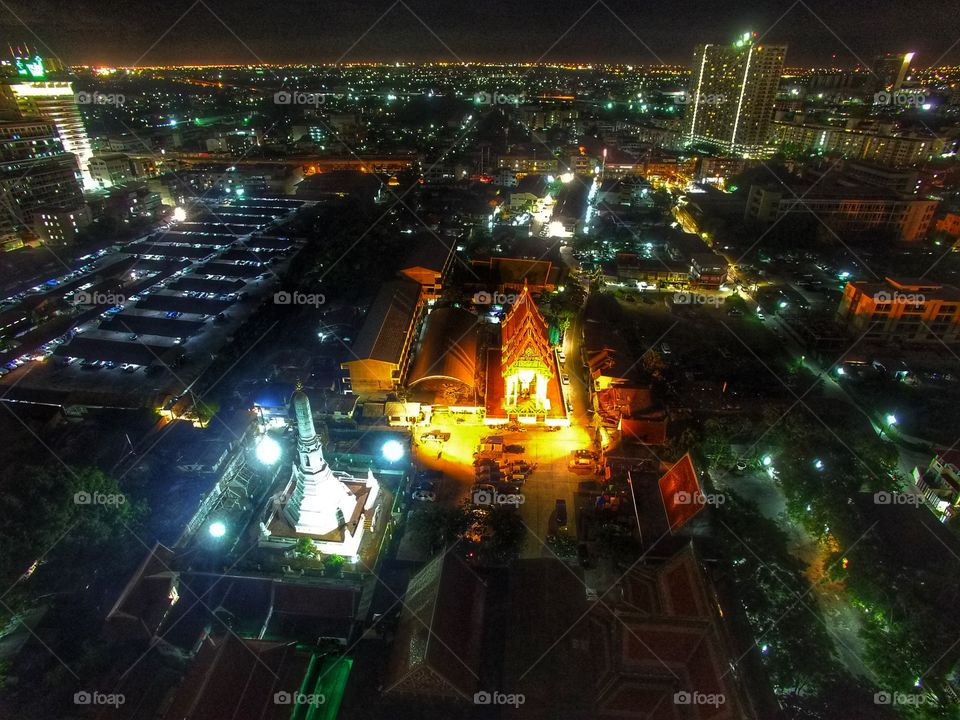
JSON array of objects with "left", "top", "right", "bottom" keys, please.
[{"left": 2, "top": 0, "right": 958, "bottom": 69}]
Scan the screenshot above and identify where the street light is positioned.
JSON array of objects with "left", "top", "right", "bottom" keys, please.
[
  {"left": 762, "top": 455, "right": 773, "bottom": 467},
  {"left": 256, "top": 435, "right": 281, "bottom": 465},
  {"left": 173, "top": 206, "right": 187, "bottom": 222},
  {"left": 208, "top": 521, "right": 226, "bottom": 538},
  {"left": 885, "top": 414, "right": 898, "bottom": 427},
  {"left": 382, "top": 439, "right": 404, "bottom": 463}
]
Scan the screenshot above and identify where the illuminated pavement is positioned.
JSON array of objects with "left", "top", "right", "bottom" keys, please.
[{"left": 412, "top": 417, "right": 594, "bottom": 556}]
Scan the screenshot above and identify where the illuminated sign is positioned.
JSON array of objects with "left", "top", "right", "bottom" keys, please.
[{"left": 15, "top": 55, "right": 45, "bottom": 79}]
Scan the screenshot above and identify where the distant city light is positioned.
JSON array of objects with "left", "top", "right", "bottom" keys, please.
[
  {"left": 382, "top": 439, "right": 404, "bottom": 463},
  {"left": 209, "top": 521, "right": 226, "bottom": 538},
  {"left": 256, "top": 435, "right": 281, "bottom": 464}
]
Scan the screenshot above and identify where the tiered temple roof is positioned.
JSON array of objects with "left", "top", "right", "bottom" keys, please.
[{"left": 500, "top": 285, "right": 554, "bottom": 378}]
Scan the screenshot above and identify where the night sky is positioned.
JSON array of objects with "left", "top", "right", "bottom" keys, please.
[{"left": 3, "top": 0, "right": 959, "bottom": 68}]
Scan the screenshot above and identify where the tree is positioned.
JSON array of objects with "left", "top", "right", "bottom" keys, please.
[
  {"left": 641, "top": 349, "right": 667, "bottom": 381},
  {"left": 294, "top": 538, "right": 316, "bottom": 558},
  {"left": 481, "top": 506, "right": 526, "bottom": 564},
  {"left": 702, "top": 418, "right": 737, "bottom": 470},
  {"left": 546, "top": 531, "right": 577, "bottom": 559},
  {"left": 323, "top": 554, "right": 345, "bottom": 572},
  {"left": 0, "top": 465, "right": 146, "bottom": 623},
  {"left": 408, "top": 503, "right": 471, "bottom": 554}
]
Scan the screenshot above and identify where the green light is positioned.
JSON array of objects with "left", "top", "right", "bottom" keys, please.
[{"left": 15, "top": 55, "right": 45, "bottom": 79}]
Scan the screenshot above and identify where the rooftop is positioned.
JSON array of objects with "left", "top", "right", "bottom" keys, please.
[{"left": 347, "top": 278, "right": 422, "bottom": 365}]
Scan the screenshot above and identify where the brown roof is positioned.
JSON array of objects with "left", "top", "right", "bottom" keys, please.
[
  {"left": 407, "top": 307, "right": 479, "bottom": 388},
  {"left": 385, "top": 553, "right": 487, "bottom": 699},
  {"left": 348, "top": 279, "right": 422, "bottom": 365},
  {"left": 161, "top": 636, "right": 309, "bottom": 720},
  {"left": 106, "top": 543, "right": 178, "bottom": 640}
]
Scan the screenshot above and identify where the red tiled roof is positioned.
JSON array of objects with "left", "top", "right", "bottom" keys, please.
[{"left": 658, "top": 453, "right": 704, "bottom": 533}]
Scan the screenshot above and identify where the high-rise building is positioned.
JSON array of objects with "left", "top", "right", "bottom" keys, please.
[
  {"left": 4, "top": 79, "right": 93, "bottom": 185},
  {"left": 687, "top": 32, "right": 786, "bottom": 157},
  {"left": 0, "top": 118, "right": 85, "bottom": 245},
  {"left": 873, "top": 52, "right": 915, "bottom": 93}
]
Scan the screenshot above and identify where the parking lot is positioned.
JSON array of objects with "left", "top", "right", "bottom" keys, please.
[
  {"left": 0, "top": 197, "right": 308, "bottom": 397},
  {"left": 407, "top": 414, "right": 594, "bottom": 556}
]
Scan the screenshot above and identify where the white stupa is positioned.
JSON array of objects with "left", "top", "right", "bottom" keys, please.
[{"left": 264, "top": 383, "right": 380, "bottom": 556}]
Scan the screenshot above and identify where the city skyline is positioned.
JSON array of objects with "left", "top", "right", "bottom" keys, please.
[{"left": 1, "top": 0, "right": 958, "bottom": 67}]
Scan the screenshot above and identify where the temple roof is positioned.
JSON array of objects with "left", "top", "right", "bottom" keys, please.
[{"left": 500, "top": 286, "right": 553, "bottom": 376}]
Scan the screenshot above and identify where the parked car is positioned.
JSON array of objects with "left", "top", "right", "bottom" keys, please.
[{"left": 555, "top": 499, "right": 568, "bottom": 527}]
